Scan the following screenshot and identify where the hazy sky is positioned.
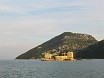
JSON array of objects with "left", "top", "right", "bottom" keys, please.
[{"left": 0, "top": 0, "right": 104, "bottom": 59}]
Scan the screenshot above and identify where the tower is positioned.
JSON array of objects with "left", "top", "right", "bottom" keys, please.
[{"left": 67, "top": 52, "right": 74, "bottom": 59}]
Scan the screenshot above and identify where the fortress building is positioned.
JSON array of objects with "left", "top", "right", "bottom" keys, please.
[
  {"left": 42, "top": 52, "right": 75, "bottom": 61},
  {"left": 44, "top": 53, "right": 52, "bottom": 60},
  {"left": 55, "top": 52, "right": 74, "bottom": 61}
]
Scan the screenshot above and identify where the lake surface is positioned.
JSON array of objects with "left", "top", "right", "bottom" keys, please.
[{"left": 0, "top": 59, "right": 104, "bottom": 78}]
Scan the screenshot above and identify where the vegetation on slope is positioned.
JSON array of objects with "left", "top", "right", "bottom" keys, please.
[
  {"left": 76, "top": 40, "right": 104, "bottom": 59},
  {"left": 16, "top": 32, "right": 97, "bottom": 59}
]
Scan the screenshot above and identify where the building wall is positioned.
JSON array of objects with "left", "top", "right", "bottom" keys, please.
[
  {"left": 44, "top": 52, "right": 74, "bottom": 61},
  {"left": 55, "top": 52, "right": 74, "bottom": 61},
  {"left": 67, "top": 52, "right": 73, "bottom": 58},
  {"left": 44, "top": 53, "right": 52, "bottom": 59},
  {"left": 55, "top": 56, "right": 67, "bottom": 61}
]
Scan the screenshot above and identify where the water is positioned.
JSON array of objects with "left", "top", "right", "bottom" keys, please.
[{"left": 0, "top": 59, "right": 104, "bottom": 78}]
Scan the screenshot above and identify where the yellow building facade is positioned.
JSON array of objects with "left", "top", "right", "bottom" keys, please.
[
  {"left": 55, "top": 52, "right": 74, "bottom": 61},
  {"left": 43, "top": 52, "right": 75, "bottom": 61},
  {"left": 55, "top": 56, "right": 67, "bottom": 61},
  {"left": 44, "top": 53, "right": 52, "bottom": 59}
]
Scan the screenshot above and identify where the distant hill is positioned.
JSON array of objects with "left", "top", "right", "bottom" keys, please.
[
  {"left": 76, "top": 40, "right": 104, "bottom": 59},
  {"left": 16, "top": 32, "right": 97, "bottom": 59}
]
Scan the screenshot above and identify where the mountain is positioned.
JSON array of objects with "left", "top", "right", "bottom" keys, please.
[
  {"left": 16, "top": 32, "right": 97, "bottom": 59},
  {"left": 76, "top": 40, "right": 104, "bottom": 59}
]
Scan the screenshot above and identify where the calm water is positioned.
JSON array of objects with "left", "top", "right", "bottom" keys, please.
[{"left": 0, "top": 59, "right": 104, "bottom": 78}]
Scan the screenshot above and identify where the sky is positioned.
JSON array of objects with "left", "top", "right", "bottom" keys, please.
[{"left": 0, "top": 0, "right": 104, "bottom": 59}]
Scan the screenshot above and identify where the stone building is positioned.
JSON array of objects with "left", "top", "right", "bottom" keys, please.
[
  {"left": 67, "top": 52, "right": 73, "bottom": 58},
  {"left": 55, "top": 56, "right": 67, "bottom": 61},
  {"left": 55, "top": 52, "right": 75, "bottom": 61},
  {"left": 42, "top": 52, "right": 75, "bottom": 61},
  {"left": 44, "top": 53, "right": 52, "bottom": 60}
]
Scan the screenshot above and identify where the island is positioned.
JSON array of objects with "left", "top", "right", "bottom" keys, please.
[{"left": 16, "top": 32, "right": 104, "bottom": 60}]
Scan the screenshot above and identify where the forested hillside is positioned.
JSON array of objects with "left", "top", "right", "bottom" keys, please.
[
  {"left": 76, "top": 40, "right": 104, "bottom": 59},
  {"left": 16, "top": 32, "right": 97, "bottom": 59}
]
